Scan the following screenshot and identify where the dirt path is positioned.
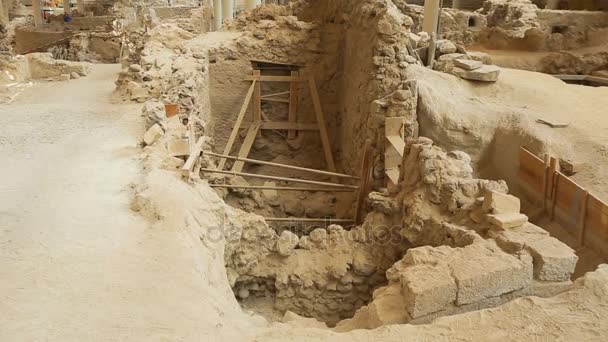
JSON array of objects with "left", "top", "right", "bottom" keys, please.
[{"left": 0, "top": 65, "right": 214, "bottom": 341}]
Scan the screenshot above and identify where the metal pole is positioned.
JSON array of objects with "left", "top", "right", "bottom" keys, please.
[
  {"left": 204, "top": 151, "right": 360, "bottom": 180},
  {"left": 200, "top": 168, "right": 359, "bottom": 189},
  {"left": 209, "top": 184, "right": 356, "bottom": 192}
]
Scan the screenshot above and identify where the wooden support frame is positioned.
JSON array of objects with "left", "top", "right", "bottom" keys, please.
[
  {"left": 288, "top": 71, "right": 299, "bottom": 140},
  {"left": 218, "top": 80, "right": 257, "bottom": 170},
  {"left": 232, "top": 122, "right": 261, "bottom": 172},
  {"left": 253, "top": 70, "right": 262, "bottom": 123},
  {"left": 219, "top": 68, "right": 337, "bottom": 177},
  {"left": 307, "top": 72, "right": 337, "bottom": 172}
]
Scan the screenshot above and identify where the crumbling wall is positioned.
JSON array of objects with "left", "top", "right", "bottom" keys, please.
[{"left": 335, "top": 138, "right": 578, "bottom": 330}]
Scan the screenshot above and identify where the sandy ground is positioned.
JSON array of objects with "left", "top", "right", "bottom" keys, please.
[{"left": 0, "top": 65, "right": 232, "bottom": 341}]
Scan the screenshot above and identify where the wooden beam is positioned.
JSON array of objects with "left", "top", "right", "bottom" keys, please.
[
  {"left": 261, "top": 91, "right": 290, "bottom": 99},
  {"left": 577, "top": 190, "right": 589, "bottom": 247},
  {"left": 244, "top": 75, "right": 308, "bottom": 82},
  {"left": 200, "top": 168, "right": 359, "bottom": 189},
  {"left": 307, "top": 73, "right": 337, "bottom": 172},
  {"left": 209, "top": 185, "right": 356, "bottom": 192},
  {"left": 182, "top": 137, "right": 206, "bottom": 171},
  {"left": 355, "top": 140, "right": 373, "bottom": 225},
  {"left": 218, "top": 80, "right": 256, "bottom": 170},
  {"left": 241, "top": 121, "right": 319, "bottom": 131},
  {"left": 204, "top": 151, "right": 360, "bottom": 180},
  {"left": 232, "top": 122, "right": 261, "bottom": 172},
  {"left": 253, "top": 70, "right": 261, "bottom": 123},
  {"left": 288, "top": 71, "right": 299, "bottom": 140},
  {"left": 261, "top": 98, "right": 290, "bottom": 103}
]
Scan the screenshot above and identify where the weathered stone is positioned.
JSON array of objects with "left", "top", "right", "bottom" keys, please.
[
  {"left": 483, "top": 190, "right": 521, "bottom": 214},
  {"left": 454, "top": 58, "right": 483, "bottom": 70},
  {"left": 166, "top": 138, "right": 189, "bottom": 157},
  {"left": 70, "top": 72, "right": 80, "bottom": 79},
  {"left": 129, "top": 64, "right": 142, "bottom": 72},
  {"left": 408, "top": 32, "right": 421, "bottom": 48},
  {"left": 438, "top": 53, "right": 466, "bottom": 62},
  {"left": 59, "top": 74, "right": 70, "bottom": 81},
  {"left": 453, "top": 65, "right": 501, "bottom": 82},
  {"left": 400, "top": 265, "right": 456, "bottom": 318},
  {"left": 367, "top": 284, "right": 409, "bottom": 328},
  {"left": 436, "top": 39, "right": 457, "bottom": 54},
  {"left": 143, "top": 124, "right": 164, "bottom": 146},
  {"left": 261, "top": 182, "right": 280, "bottom": 207},
  {"left": 449, "top": 244, "right": 532, "bottom": 305},
  {"left": 353, "top": 250, "right": 376, "bottom": 276},
  {"left": 309, "top": 228, "right": 328, "bottom": 244},
  {"left": 488, "top": 213, "right": 528, "bottom": 229},
  {"left": 525, "top": 235, "right": 578, "bottom": 281},
  {"left": 276, "top": 230, "right": 299, "bottom": 257},
  {"left": 467, "top": 51, "right": 492, "bottom": 64}
]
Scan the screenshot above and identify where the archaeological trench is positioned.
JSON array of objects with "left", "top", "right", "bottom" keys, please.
[{"left": 3, "top": 0, "right": 608, "bottom": 339}]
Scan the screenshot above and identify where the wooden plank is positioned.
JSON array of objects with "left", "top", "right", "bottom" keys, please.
[
  {"left": 386, "top": 135, "right": 406, "bottom": 158},
  {"left": 200, "top": 168, "right": 359, "bottom": 189},
  {"left": 355, "top": 140, "right": 373, "bottom": 224},
  {"left": 427, "top": 32, "right": 436, "bottom": 68},
  {"left": 288, "top": 71, "right": 299, "bottom": 140},
  {"left": 386, "top": 168, "right": 400, "bottom": 185},
  {"left": 261, "top": 91, "right": 290, "bottom": 99},
  {"left": 261, "top": 98, "right": 290, "bottom": 103},
  {"left": 249, "top": 58, "right": 305, "bottom": 67},
  {"left": 518, "top": 147, "right": 546, "bottom": 194},
  {"left": 554, "top": 173, "right": 583, "bottom": 231},
  {"left": 244, "top": 75, "right": 308, "bottom": 82},
  {"left": 209, "top": 185, "right": 356, "bottom": 192},
  {"left": 308, "top": 73, "right": 337, "bottom": 173},
  {"left": 253, "top": 70, "right": 262, "bottom": 123},
  {"left": 584, "top": 194, "right": 608, "bottom": 240},
  {"left": 188, "top": 116, "right": 195, "bottom": 154},
  {"left": 232, "top": 122, "right": 261, "bottom": 172},
  {"left": 577, "top": 190, "right": 589, "bottom": 247},
  {"left": 182, "top": 137, "right": 206, "bottom": 171},
  {"left": 204, "top": 151, "right": 359, "bottom": 180},
  {"left": 549, "top": 168, "right": 559, "bottom": 221},
  {"left": 218, "top": 80, "right": 256, "bottom": 170},
  {"left": 385, "top": 117, "right": 405, "bottom": 137},
  {"left": 241, "top": 121, "right": 319, "bottom": 131}
]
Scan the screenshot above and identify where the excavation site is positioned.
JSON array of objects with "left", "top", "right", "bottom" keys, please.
[{"left": 2, "top": 0, "right": 608, "bottom": 340}]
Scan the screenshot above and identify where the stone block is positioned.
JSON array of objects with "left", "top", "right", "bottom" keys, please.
[
  {"left": 276, "top": 230, "right": 299, "bottom": 257},
  {"left": 453, "top": 65, "right": 500, "bottom": 82},
  {"left": 400, "top": 265, "right": 456, "bottom": 318},
  {"left": 454, "top": 58, "right": 483, "bottom": 70},
  {"left": 166, "top": 138, "right": 189, "bottom": 156},
  {"left": 482, "top": 190, "right": 521, "bottom": 214},
  {"left": 143, "top": 124, "right": 163, "bottom": 146},
  {"left": 525, "top": 235, "right": 578, "bottom": 281},
  {"left": 490, "top": 223, "right": 549, "bottom": 253},
  {"left": 488, "top": 212, "right": 528, "bottom": 229},
  {"left": 261, "top": 181, "right": 280, "bottom": 207},
  {"left": 467, "top": 51, "right": 492, "bottom": 64},
  {"left": 449, "top": 244, "right": 531, "bottom": 305},
  {"left": 436, "top": 39, "right": 457, "bottom": 54}
]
